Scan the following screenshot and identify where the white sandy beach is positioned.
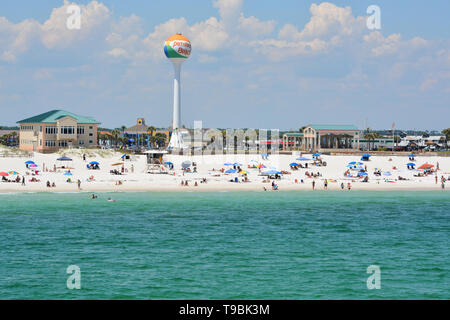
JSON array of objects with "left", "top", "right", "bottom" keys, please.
[{"left": 0, "top": 147, "right": 449, "bottom": 193}]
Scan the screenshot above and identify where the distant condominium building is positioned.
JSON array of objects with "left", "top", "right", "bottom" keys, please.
[{"left": 17, "top": 110, "right": 101, "bottom": 152}]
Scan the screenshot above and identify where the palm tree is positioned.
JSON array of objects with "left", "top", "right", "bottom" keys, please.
[
  {"left": 147, "top": 126, "right": 156, "bottom": 149},
  {"left": 111, "top": 129, "right": 121, "bottom": 147}
]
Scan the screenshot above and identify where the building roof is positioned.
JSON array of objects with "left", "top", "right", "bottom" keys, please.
[
  {"left": 283, "top": 132, "right": 304, "bottom": 136},
  {"left": 17, "top": 110, "right": 100, "bottom": 124},
  {"left": 307, "top": 125, "right": 359, "bottom": 131}
]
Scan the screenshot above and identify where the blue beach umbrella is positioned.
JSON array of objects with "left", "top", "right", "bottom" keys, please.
[
  {"left": 408, "top": 154, "right": 416, "bottom": 158},
  {"left": 383, "top": 172, "right": 392, "bottom": 176},
  {"left": 224, "top": 163, "right": 234, "bottom": 166},
  {"left": 263, "top": 170, "right": 282, "bottom": 175},
  {"left": 63, "top": 172, "right": 73, "bottom": 176},
  {"left": 233, "top": 162, "right": 242, "bottom": 166},
  {"left": 349, "top": 161, "right": 364, "bottom": 166},
  {"left": 296, "top": 157, "right": 311, "bottom": 161},
  {"left": 312, "top": 153, "right": 321, "bottom": 157},
  {"left": 57, "top": 156, "right": 72, "bottom": 161},
  {"left": 89, "top": 161, "right": 99, "bottom": 165},
  {"left": 25, "top": 160, "right": 35, "bottom": 164},
  {"left": 164, "top": 161, "right": 173, "bottom": 165},
  {"left": 225, "top": 169, "right": 237, "bottom": 174},
  {"left": 407, "top": 163, "right": 416, "bottom": 166},
  {"left": 358, "top": 172, "right": 368, "bottom": 176},
  {"left": 289, "top": 162, "right": 299, "bottom": 167}
]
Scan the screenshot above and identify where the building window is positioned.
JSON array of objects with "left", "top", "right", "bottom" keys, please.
[
  {"left": 45, "top": 140, "right": 56, "bottom": 147},
  {"left": 89, "top": 126, "right": 93, "bottom": 130},
  {"left": 77, "top": 127, "right": 85, "bottom": 135},
  {"left": 89, "top": 133, "right": 93, "bottom": 136},
  {"left": 89, "top": 140, "right": 93, "bottom": 144},
  {"left": 79, "top": 140, "right": 85, "bottom": 145},
  {"left": 45, "top": 126, "right": 58, "bottom": 134},
  {"left": 61, "top": 126, "right": 74, "bottom": 135},
  {"left": 58, "top": 141, "right": 68, "bottom": 147}
]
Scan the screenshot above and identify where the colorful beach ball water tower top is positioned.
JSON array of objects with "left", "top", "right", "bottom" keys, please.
[{"left": 164, "top": 33, "right": 192, "bottom": 150}]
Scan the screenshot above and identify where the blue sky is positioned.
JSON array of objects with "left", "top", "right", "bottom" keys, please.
[{"left": 1, "top": 0, "right": 449, "bottom": 130}]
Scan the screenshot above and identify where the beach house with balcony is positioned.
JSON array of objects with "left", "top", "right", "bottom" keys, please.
[{"left": 17, "top": 110, "right": 100, "bottom": 152}]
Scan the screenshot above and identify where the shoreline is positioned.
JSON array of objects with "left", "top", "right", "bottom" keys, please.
[{"left": 0, "top": 183, "right": 447, "bottom": 194}]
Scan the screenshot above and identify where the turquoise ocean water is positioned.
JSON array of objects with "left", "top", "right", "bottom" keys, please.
[{"left": 0, "top": 191, "right": 448, "bottom": 300}]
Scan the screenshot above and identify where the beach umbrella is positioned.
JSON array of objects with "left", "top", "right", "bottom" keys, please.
[
  {"left": 89, "top": 161, "right": 100, "bottom": 165},
  {"left": 8, "top": 171, "right": 19, "bottom": 175},
  {"left": 111, "top": 162, "right": 123, "bottom": 166},
  {"left": 257, "top": 164, "right": 266, "bottom": 168},
  {"left": 262, "top": 170, "right": 282, "bottom": 175},
  {"left": 233, "top": 162, "right": 242, "bottom": 166},
  {"left": 121, "top": 154, "right": 127, "bottom": 159},
  {"left": 25, "top": 160, "right": 35, "bottom": 164},
  {"left": 358, "top": 172, "right": 368, "bottom": 176},
  {"left": 164, "top": 161, "right": 173, "bottom": 165},
  {"left": 362, "top": 154, "right": 371, "bottom": 158},
  {"left": 407, "top": 163, "right": 416, "bottom": 166},
  {"left": 225, "top": 169, "right": 237, "bottom": 174},
  {"left": 181, "top": 161, "right": 191, "bottom": 169},
  {"left": 289, "top": 162, "right": 299, "bottom": 167},
  {"left": 240, "top": 170, "right": 248, "bottom": 175},
  {"left": 418, "top": 164, "right": 434, "bottom": 170},
  {"left": 349, "top": 161, "right": 364, "bottom": 166},
  {"left": 383, "top": 172, "right": 392, "bottom": 176},
  {"left": 29, "top": 164, "right": 38, "bottom": 168},
  {"left": 261, "top": 153, "right": 268, "bottom": 157},
  {"left": 312, "top": 153, "right": 321, "bottom": 157},
  {"left": 0, "top": 172, "right": 9, "bottom": 177},
  {"left": 224, "top": 163, "right": 234, "bottom": 166},
  {"left": 250, "top": 160, "right": 259, "bottom": 163},
  {"left": 296, "top": 157, "right": 311, "bottom": 161},
  {"left": 408, "top": 154, "right": 416, "bottom": 158},
  {"left": 63, "top": 172, "right": 73, "bottom": 176},
  {"left": 57, "top": 156, "right": 72, "bottom": 161}
]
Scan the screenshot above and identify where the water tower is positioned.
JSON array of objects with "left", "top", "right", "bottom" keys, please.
[{"left": 164, "top": 33, "right": 191, "bottom": 150}]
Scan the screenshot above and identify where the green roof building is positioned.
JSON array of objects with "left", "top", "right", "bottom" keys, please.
[{"left": 17, "top": 110, "right": 101, "bottom": 152}]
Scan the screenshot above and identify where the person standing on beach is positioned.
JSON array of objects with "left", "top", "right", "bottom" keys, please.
[
  {"left": 83, "top": 154, "right": 86, "bottom": 162},
  {"left": 77, "top": 179, "right": 81, "bottom": 190},
  {"left": 347, "top": 182, "right": 352, "bottom": 190},
  {"left": 312, "top": 180, "right": 315, "bottom": 190},
  {"left": 442, "top": 181, "right": 445, "bottom": 190},
  {"left": 435, "top": 175, "right": 438, "bottom": 184},
  {"left": 341, "top": 182, "right": 344, "bottom": 190},
  {"left": 324, "top": 179, "right": 328, "bottom": 190},
  {"left": 22, "top": 176, "right": 25, "bottom": 186}
]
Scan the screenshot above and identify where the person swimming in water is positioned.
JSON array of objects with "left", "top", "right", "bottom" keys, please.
[
  {"left": 91, "top": 194, "right": 97, "bottom": 199},
  {"left": 107, "top": 197, "right": 116, "bottom": 202}
]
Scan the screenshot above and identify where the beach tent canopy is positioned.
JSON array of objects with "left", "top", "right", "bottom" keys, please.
[
  {"left": 224, "top": 163, "right": 233, "bottom": 166},
  {"left": 233, "top": 162, "right": 242, "bottom": 166},
  {"left": 89, "top": 161, "right": 99, "bottom": 165},
  {"left": 289, "top": 162, "right": 299, "bottom": 167},
  {"left": 25, "top": 160, "right": 35, "bottom": 164},
  {"left": 361, "top": 154, "right": 371, "bottom": 161},
  {"left": 296, "top": 157, "right": 311, "bottom": 161},
  {"left": 261, "top": 153, "right": 269, "bottom": 157},
  {"left": 63, "top": 172, "right": 73, "bottom": 176},
  {"left": 225, "top": 169, "right": 237, "bottom": 174},
  {"left": 181, "top": 161, "right": 191, "bottom": 169},
  {"left": 57, "top": 156, "right": 72, "bottom": 161},
  {"left": 408, "top": 154, "right": 416, "bottom": 157}
]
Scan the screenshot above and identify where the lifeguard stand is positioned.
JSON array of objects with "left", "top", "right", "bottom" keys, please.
[{"left": 144, "top": 150, "right": 169, "bottom": 174}]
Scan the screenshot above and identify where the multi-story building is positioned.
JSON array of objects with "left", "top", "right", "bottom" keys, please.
[{"left": 17, "top": 110, "right": 100, "bottom": 152}]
